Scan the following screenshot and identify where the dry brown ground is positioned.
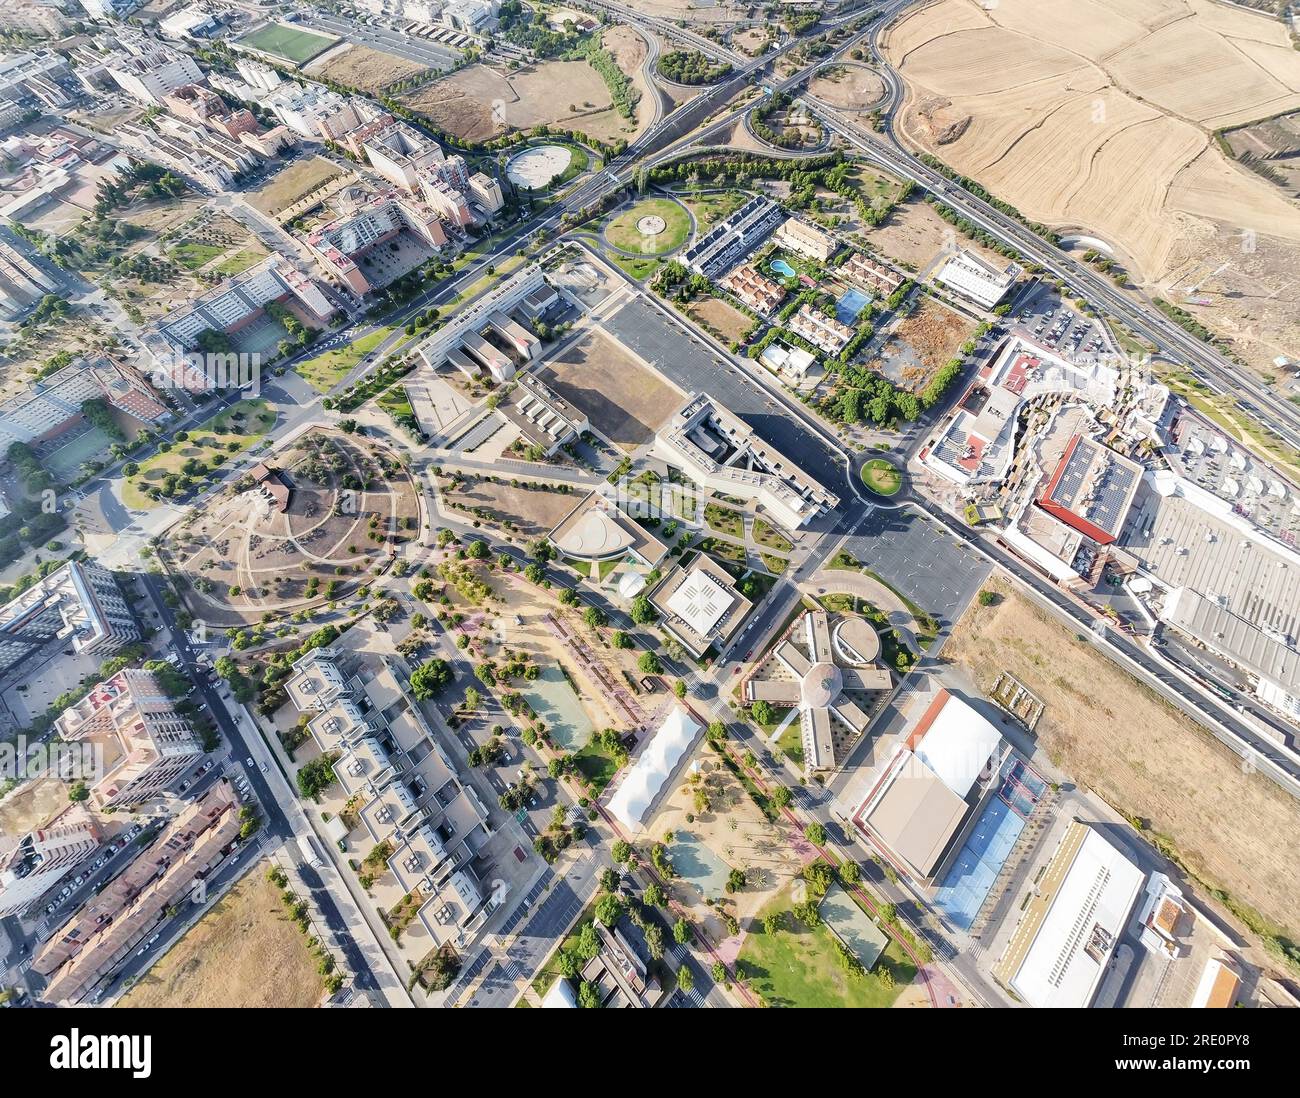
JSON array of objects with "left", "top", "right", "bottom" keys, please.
[
  {"left": 864, "top": 199, "right": 1002, "bottom": 274},
  {"left": 400, "top": 60, "right": 626, "bottom": 143},
  {"left": 884, "top": 0, "right": 1300, "bottom": 371},
  {"left": 537, "top": 329, "right": 682, "bottom": 451},
  {"left": 807, "top": 64, "right": 887, "bottom": 110},
  {"left": 944, "top": 577, "right": 1300, "bottom": 942},
  {"left": 118, "top": 865, "right": 325, "bottom": 1009},
  {"left": 308, "top": 43, "right": 426, "bottom": 95},
  {"left": 451, "top": 476, "right": 581, "bottom": 536},
  {"left": 246, "top": 157, "right": 344, "bottom": 216},
  {"left": 883, "top": 297, "right": 975, "bottom": 388},
  {"left": 688, "top": 296, "right": 752, "bottom": 344}
]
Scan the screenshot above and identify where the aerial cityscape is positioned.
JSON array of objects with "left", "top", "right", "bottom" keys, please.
[{"left": 0, "top": 0, "right": 1298, "bottom": 1032}]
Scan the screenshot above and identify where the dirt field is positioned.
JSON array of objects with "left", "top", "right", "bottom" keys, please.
[
  {"left": 879, "top": 297, "right": 974, "bottom": 390},
  {"left": 401, "top": 59, "right": 628, "bottom": 144},
  {"left": 449, "top": 475, "right": 582, "bottom": 537},
  {"left": 864, "top": 198, "right": 1001, "bottom": 274},
  {"left": 308, "top": 43, "right": 427, "bottom": 95},
  {"left": 246, "top": 157, "right": 344, "bottom": 217},
  {"left": 537, "top": 329, "right": 681, "bottom": 451},
  {"left": 885, "top": 0, "right": 1300, "bottom": 359},
  {"left": 807, "top": 64, "right": 887, "bottom": 110},
  {"left": 688, "top": 296, "right": 753, "bottom": 345},
  {"left": 118, "top": 864, "right": 325, "bottom": 1009},
  {"left": 944, "top": 578, "right": 1300, "bottom": 944}
]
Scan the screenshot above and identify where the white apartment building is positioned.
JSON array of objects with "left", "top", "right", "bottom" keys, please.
[
  {"left": 101, "top": 38, "right": 203, "bottom": 104},
  {"left": 234, "top": 57, "right": 282, "bottom": 93},
  {"left": 363, "top": 119, "right": 444, "bottom": 190},
  {"left": 267, "top": 83, "right": 367, "bottom": 140},
  {"left": 468, "top": 171, "right": 503, "bottom": 213}
]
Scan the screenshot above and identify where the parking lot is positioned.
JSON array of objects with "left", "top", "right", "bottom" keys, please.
[
  {"left": 843, "top": 506, "right": 990, "bottom": 632},
  {"left": 1008, "top": 282, "right": 1114, "bottom": 358}
]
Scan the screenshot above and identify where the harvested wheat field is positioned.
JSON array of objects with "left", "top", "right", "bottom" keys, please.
[
  {"left": 308, "top": 43, "right": 427, "bottom": 95},
  {"left": 118, "top": 864, "right": 326, "bottom": 1009},
  {"left": 401, "top": 59, "right": 630, "bottom": 143},
  {"left": 885, "top": 0, "right": 1300, "bottom": 366},
  {"left": 945, "top": 578, "right": 1300, "bottom": 947}
]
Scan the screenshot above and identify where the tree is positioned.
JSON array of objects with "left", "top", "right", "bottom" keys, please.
[
  {"left": 643, "top": 922, "right": 665, "bottom": 960},
  {"left": 677, "top": 964, "right": 694, "bottom": 994},
  {"left": 575, "top": 922, "right": 601, "bottom": 961},
  {"left": 466, "top": 539, "right": 489, "bottom": 560},
  {"left": 672, "top": 917, "right": 692, "bottom": 945},
  {"left": 637, "top": 651, "right": 662, "bottom": 675},
  {"left": 711, "top": 961, "right": 727, "bottom": 985},
  {"left": 68, "top": 781, "right": 88, "bottom": 803},
  {"left": 762, "top": 910, "right": 785, "bottom": 936},
  {"left": 578, "top": 980, "right": 602, "bottom": 1008},
  {"left": 611, "top": 840, "right": 632, "bottom": 865},
  {"left": 524, "top": 562, "right": 544, "bottom": 584},
  {"left": 410, "top": 658, "right": 453, "bottom": 699},
  {"left": 770, "top": 785, "right": 793, "bottom": 810},
  {"left": 750, "top": 699, "right": 775, "bottom": 726},
  {"left": 612, "top": 630, "right": 633, "bottom": 649},
  {"left": 644, "top": 882, "right": 666, "bottom": 908},
  {"left": 672, "top": 680, "right": 687, "bottom": 699},
  {"left": 594, "top": 893, "right": 624, "bottom": 927},
  {"left": 598, "top": 867, "right": 619, "bottom": 893},
  {"left": 839, "top": 859, "right": 861, "bottom": 885},
  {"left": 583, "top": 605, "right": 607, "bottom": 629},
  {"left": 630, "top": 595, "right": 657, "bottom": 624},
  {"left": 977, "top": 589, "right": 998, "bottom": 606},
  {"left": 804, "top": 822, "right": 827, "bottom": 846},
  {"left": 558, "top": 586, "right": 580, "bottom": 607}
]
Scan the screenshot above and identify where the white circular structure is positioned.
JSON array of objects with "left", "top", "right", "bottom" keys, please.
[
  {"left": 833, "top": 616, "right": 882, "bottom": 666},
  {"left": 635, "top": 214, "right": 666, "bottom": 236},
  {"left": 505, "top": 145, "right": 572, "bottom": 190}
]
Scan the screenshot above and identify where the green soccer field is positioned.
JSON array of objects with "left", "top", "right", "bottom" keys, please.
[{"left": 237, "top": 23, "right": 338, "bottom": 65}]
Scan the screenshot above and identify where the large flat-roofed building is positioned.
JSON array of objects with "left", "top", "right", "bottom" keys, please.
[
  {"left": 143, "top": 255, "right": 335, "bottom": 368},
  {"left": 34, "top": 781, "right": 241, "bottom": 1004},
  {"left": 650, "top": 395, "right": 839, "bottom": 530},
  {"left": 55, "top": 669, "right": 203, "bottom": 810},
  {"left": 99, "top": 35, "right": 204, "bottom": 104},
  {"left": 0, "top": 560, "right": 138, "bottom": 676},
  {"left": 362, "top": 119, "right": 444, "bottom": 191},
  {"left": 501, "top": 371, "right": 587, "bottom": 457},
  {"left": 681, "top": 195, "right": 784, "bottom": 279},
  {"left": 993, "top": 819, "right": 1145, "bottom": 1009},
  {"left": 851, "top": 689, "right": 1003, "bottom": 882},
  {"left": 0, "top": 802, "right": 102, "bottom": 918},
  {"left": 935, "top": 249, "right": 1021, "bottom": 310},
  {"left": 648, "top": 554, "right": 752, "bottom": 659},
  {"left": 1036, "top": 434, "right": 1142, "bottom": 546},
  {"left": 304, "top": 191, "right": 446, "bottom": 296},
  {"left": 266, "top": 83, "right": 367, "bottom": 140},
  {"left": 416, "top": 263, "right": 548, "bottom": 370},
  {"left": 772, "top": 216, "right": 837, "bottom": 262}
]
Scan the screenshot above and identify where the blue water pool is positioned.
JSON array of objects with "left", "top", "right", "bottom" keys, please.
[
  {"left": 770, "top": 258, "right": 796, "bottom": 279},
  {"left": 836, "top": 288, "right": 870, "bottom": 325}
]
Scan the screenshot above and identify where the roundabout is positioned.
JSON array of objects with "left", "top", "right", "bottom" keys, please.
[
  {"left": 861, "top": 457, "right": 903, "bottom": 497},
  {"left": 603, "top": 197, "right": 692, "bottom": 256}
]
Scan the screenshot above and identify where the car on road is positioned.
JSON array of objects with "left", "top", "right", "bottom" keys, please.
[
  {"left": 259, "top": 762, "right": 268, "bottom": 774},
  {"left": 246, "top": 757, "right": 254, "bottom": 768}
]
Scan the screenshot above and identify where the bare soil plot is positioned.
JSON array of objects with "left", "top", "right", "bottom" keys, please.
[
  {"left": 537, "top": 329, "right": 681, "bottom": 451},
  {"left": 865, "top": 198, "right": 997, "bottom": 273},
  {"left": 687, "top": 296, "right": 752, "bottom": 345},
  {"left": 307, "top": 43, "right": 427, "bottom": 95},
  {"left": 118, "top": 865, "right": 325, "bottom": 1009},
  {"left": 447, "top": 475, "right": 581, "bottom": 537},
  {"left": 247, "top": 156, "right": 345, "bottom": 217},
  {"left": 807, "top": 64, "right": 887, "bottom": 110},
  {"left": 884, "top": 0, "right": 1300, "bottom": 361},
  {"left": 944, "top": 578, "right": 1300, "bottom": 945},
  {"left": 401, "top": 60, "right": 623, "bottom": 144},
  {"left": 733, "top": 27, "right": 773, "bottom": 57},
  {"left": 877, "top": 297, "right": 974, "bottom": 392}
]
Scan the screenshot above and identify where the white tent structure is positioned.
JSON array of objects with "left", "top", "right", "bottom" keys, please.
[
  {"left": 912, "top": 693, "right": 1004, "bottom": 798},
  {"left": 606, "top": 706, "right": 702, "bottom": 833}
]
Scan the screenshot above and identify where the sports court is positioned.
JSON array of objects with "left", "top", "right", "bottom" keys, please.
[
  {"left": 670, "top": 830, "right": 732, "bottom": 900},
  {"left": 933, "top": 757, "right": 1048, "bottom": 930}
]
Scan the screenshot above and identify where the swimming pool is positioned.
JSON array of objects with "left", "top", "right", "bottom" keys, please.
[
  {"left": 836, "top": 287, "right": 871, "bottom": 325},
  {"left": 770, "top": 258, "right": 796, "bottom": 279}
]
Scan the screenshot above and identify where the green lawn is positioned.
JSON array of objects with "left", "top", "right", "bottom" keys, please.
[
  {"left": 610, "top": 254, "right": 661, "bottom": 281},
  {"left": 237, "top": 22, "right": 337, "bottom": 65},
  {"left": 753, "top": 518, "right": 793, "bottom": 553},
  {"left": 680, "top": 189, "right": 748, "bottom": 229},
  {"left": 775, "top": 722, "right": 803, "bottom": 767},
  {"left": 704, "top": 502, "right": 744, "bottom": 538},
  {"left": 170, "top": 242, "right": 226, "bottom": 270},
  {"left": 861, "top": 458, "right": 902, "bottom": 496},
  {"left": 573, "top": 741, "right": 619, "bottom": 793},
  {"left": 760, "top": 552, "right": 788, "bottom": 575},
  {"left": 122, "top": 399, "right": 276, "bottom": 511},
  {"left": 212, "top": 249, "right": 266, "bottom": 277},
  {"left": 604, "top": 198, "right": 692, "bottom": 255},
  {"left": 737, "top": 890, "right": 915, "bottom": 1008},
  {"left": 296, "top": 327, "right": 393, "bottom": 393}
]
